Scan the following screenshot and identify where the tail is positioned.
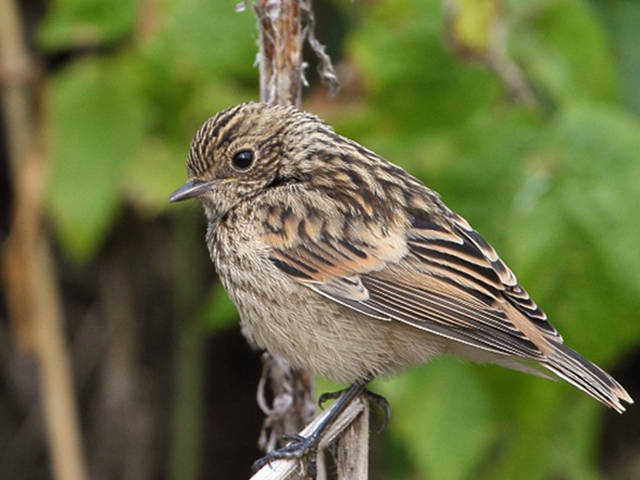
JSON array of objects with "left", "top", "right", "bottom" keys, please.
[{"left": 543, "top": 343, "right": 633, "bottom": 413}]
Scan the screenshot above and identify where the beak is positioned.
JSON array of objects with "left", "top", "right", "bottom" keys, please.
[{"left": 168, "top": 179, "right": 219, "bottom": 203}]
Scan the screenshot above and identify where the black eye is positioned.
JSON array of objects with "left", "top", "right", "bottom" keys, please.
[{"left": 232, "top": 149, "right": 254, "bottom": 170}]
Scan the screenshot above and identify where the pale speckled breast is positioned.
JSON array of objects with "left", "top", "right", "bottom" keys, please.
[{"left": 208, "top": 214, "right": 446, "bottom": 383}]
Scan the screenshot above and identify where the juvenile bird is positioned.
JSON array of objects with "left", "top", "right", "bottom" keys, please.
[{"left": 169, "top": 102, "right": 633, "bottom": 468}]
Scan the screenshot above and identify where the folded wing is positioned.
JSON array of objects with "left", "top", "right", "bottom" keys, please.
[{"left": 262, "top": 202, "right": 633, "bottom": 412}]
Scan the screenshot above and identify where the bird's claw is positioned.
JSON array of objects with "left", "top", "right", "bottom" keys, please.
[
  {"left": 318, "top": 387, "right": 391, "bottom": 434},
  {"left": 252, "top": 380, "right": 374, "bottom": 477},
  {"left": 251, "top": 433, "right": 319, "bottom": 477},
  {"left": 364, "top": 390, "right": 391, "bottom": 434},
  {"left": 318, "top": 390, "right": 342, "bottom": 409},
  {"left": 281, "top": 433, "right": 306, "bottom": 444}
]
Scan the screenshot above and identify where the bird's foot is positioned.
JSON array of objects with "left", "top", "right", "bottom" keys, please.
[
  {"left": 319, "top": 388, "right": 391, "bottom": 434},
  {"left": 251, "top": 433, "right": 320, "bottom": 477},
  {"left": 252, "top": 380, "right": 370, "bottom": 477}
]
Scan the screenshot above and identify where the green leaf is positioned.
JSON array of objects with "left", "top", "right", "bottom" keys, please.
[
  {"left": 477, "top": 371, "right": 602, "bottom": 480},
  {"left": 507, "top": 102, "right": 640, "bottom": 361},
  {"left": 555, "top": 104, "right": 640, "bottom": 293},
  {"left": 599, "top": 0, "right": 640, "bottom": 114},
  {"left": 37, "top": 0, "right": 137, "bottom": 49},
  {"left": 125, "top": 138, "right": 189, "bottom": 213},
  {"left": 201, "top": 283, "right": 238, "bottom": 332},
  {"left": 448, "top": 0, "right": 501, "bottom": 54},
  {"left": 381, "top": 359, "right": 496, "bottom": 480},
  {"left": 164, "top": 0, "right": 257, "bottom": 81},
  {"left": 347, "top": 0, "right": 499, "bottom": 133},
  {"left": 511, "top": 0, "right": 620, "bottom": 104},
  {"left": 46, "top": 57, "right": 145, "bottom": 261}
]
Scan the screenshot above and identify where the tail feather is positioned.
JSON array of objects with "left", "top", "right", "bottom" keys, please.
[{"left": 543, "top": 343, "right": 633, "bottom": 413}]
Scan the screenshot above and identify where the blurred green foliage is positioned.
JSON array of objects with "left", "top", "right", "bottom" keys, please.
[
  {"left": 39, "top": 0, "right": 639, "bottom": 478},
  {"left": 38, "top": 0, "right": 138, "bottom": 48}
]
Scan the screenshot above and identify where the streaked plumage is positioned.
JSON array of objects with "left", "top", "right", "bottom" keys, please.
[{"left": 171, "top": 101, "right": 633, "bottom": 414}]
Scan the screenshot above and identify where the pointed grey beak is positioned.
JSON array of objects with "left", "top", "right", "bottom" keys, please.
[{"left": 168, "top": 179, "right": 219, "bottom": 203}]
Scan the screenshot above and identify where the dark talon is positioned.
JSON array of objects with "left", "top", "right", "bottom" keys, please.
[
  {"left": 281, "top": 433, "right": 305, "bottom": 444},
  {"left": 250, "top": 433, "right": 319, "bottom": 476},
  {"left": 364, "top": 390, "right": 391, "bottom": 434},
  {"left": 318, "top": 386, "right": 391, "bottom": 434},
  {"left": 251, "top": 379, "right": 371, "bottom": 477},
  {"left": 251, "top": 455, "right": 271, "bottom": 473},
  {"left": 318, "top": 390, "right": 341, "bottom": 409}
]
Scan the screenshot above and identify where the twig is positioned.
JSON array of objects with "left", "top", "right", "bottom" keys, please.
[
  {"left": 247, "top": 2, "right": 361, "bottom": 478},
  {"left": 484, "top": 15, "right": 538, "bottom": 108},
  {"left": 0, "top": 1, "right": 88, "bottom": 480},
  {"left": 250, "top": 397, "right": 369, "bottom": 480},
  {"left": 250, "top": 0, "right": 318, "bottom": 463},
  {"left": 252, "top": 0, "right": 339, "bottom": 105},
  {"left": 300, "top": 0, "right": 339, "bottom": 97},
  {"left": 169, "top": 210, "right": 207, "bottom": 480},
  {"left": 254, "top": 0, "right": 305, "bottom": 106},
  {"left": 239, "top": 2, "right": 365, "bottom": 477},
  {"left": 255, "top": 353, "right": 317, "bottom": 464},
  {"left": 442, "top": 0, "right": 540, "bottom": 109},
  {"left": 335, "top": 398, "right": 369, "bottom": 480}
]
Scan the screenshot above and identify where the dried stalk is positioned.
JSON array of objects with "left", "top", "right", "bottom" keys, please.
[
  {"left": 442, "top": 0, "right": 540, "bottom": 109},
  {"left": 254, "top": 0, "right": 305, "bottom": 106},
  {"left": 247, "top": 2, "right": 365, "bottom": 479},
  {"left": 251, "top": 0, "right": 339, "bottom": 105},
  {"left": 250, "top": 397, "right": 369, "bottom": 480},
  {"left": 251, "top": 0, "right": 317, "bottom": 458},
  {"left": 0, "top": 1, "right": 88, "bottom": 479}
]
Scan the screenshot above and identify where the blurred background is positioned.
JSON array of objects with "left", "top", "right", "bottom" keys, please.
[{"left": 1, "top": 0, "right": 640, "bottom": 479}]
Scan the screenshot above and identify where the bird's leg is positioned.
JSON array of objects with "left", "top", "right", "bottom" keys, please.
[
  {"left": 319, "top": 386, "right": 391, "bottom": 434},
  {"left": 251, "top": 378, "right": 369, "bottom": 475}
]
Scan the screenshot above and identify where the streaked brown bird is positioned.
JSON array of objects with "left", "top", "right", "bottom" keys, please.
[{"left": 169, "top": 102, "right": 633, "bottom": 468}]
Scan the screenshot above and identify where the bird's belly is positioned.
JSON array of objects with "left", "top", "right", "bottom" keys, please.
[{"left": 218, "top": 256, "right": 445, "bottom": 382}]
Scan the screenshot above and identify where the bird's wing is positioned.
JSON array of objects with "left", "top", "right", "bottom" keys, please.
[
  {"left": 261, "top": 202, "right": 633, "bottom": 412},
  {"left": 261, "top": 201, "right": 559, "bottom": 360}
]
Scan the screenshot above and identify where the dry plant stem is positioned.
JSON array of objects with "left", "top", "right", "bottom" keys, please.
[
  {"left": 252, "top": 0, "right": 317, "bottom": 458},
  {"left": 249, "top": 2, "right": 357, "bottom": 476},
  {"left": 300, "top": 0, "right": 339, "bottom": 97},
  {"left": 169, "top": 211, "right": 206, "bottom": 480},
  {"left": 0, "top": 1, "right": 88, "bottom": 479},
  {"left": 256, "top": 354, "right": 316, "bottom": 457},
  {"left": 485, "top": 17, "right": 538, "bottom": 108},
  {"left": 442, "top": 0, "right": 539, "bottom": 109},
  {"left": 250, "top": 397, "right": 369, "bottom": 480},
  {"left": 335, "top": 398, "right": 369, "bottom": 480},
  {"left": 254, "top": 0, "right": 304, "bottom": 106},
  {"left": 95, "top": 263, "right": 156, "bottom": 479}
]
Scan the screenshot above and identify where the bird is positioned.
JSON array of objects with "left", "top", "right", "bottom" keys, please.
[{"left": 169, "top": 101, "right": 633, "bottom": 469}]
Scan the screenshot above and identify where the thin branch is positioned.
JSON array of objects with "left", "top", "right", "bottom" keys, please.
[
  {"left": 252, "top": 0, "right": 339, "bottom": 105},
  {"left": 250, "top": 0, "right": 318, "bottom": 463},
  {"left": 442, "top": 0, "right": 541, "bottom": 109},
  {"left": 0, "top": 1, "right": 88, "bottom": 479},
  {"left": 484, "top": 15, "right": 538, "bottom": 108},
  {"left": 255, "top": 353, "right": 316, "bottom": 461},
  {"left": 243, "top": 3, "right": 364, "bottom": 478},
  {"left": 300, "top": 0, "right": 339, "bottom": 97},
  {"left": 250, "top": 397, "right": 369, "bottom": 480},
  {"left": 254, "top": 0, "right": 305, "bottom": 106}
]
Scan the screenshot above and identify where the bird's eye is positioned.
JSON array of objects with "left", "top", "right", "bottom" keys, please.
[{"left": 232, "top": 149, "right": 254, "bottom": 170}]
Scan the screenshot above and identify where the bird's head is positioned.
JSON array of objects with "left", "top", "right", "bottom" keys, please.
[{"left": 168, "top": 101, "right": 326, "bottom": 222}]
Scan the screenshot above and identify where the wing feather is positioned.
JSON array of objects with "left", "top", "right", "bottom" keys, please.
[
  {"left": 252, "top": 161, "right": 631, "bottom": 411},
  {"left": 260, "top": 199, "right": 561, "bottom": 361}
]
